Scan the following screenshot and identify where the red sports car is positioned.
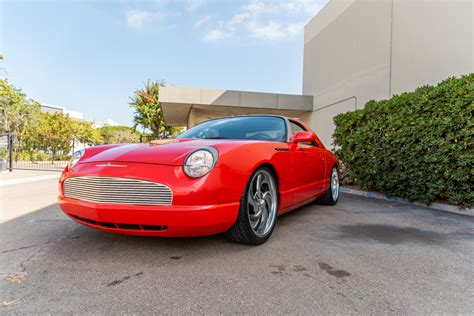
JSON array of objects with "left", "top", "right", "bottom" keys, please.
[{"left": 58, "top": 115, "right": 340, "bottom": 245}]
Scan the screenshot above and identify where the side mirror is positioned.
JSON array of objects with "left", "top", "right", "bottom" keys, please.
[{"left": 291, "top": 131, "right": 314, "bottom": 144}]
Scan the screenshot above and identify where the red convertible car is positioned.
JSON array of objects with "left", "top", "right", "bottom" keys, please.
[{"left": 58, "top": 115, "right": 340, "bottom": 245}]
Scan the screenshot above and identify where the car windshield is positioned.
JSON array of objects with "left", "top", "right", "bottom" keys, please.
[{"left": 177, "top": 116, "right": 287, "bottom": 142}]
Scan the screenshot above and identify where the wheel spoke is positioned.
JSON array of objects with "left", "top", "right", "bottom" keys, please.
[
  {"left": 331, "top": 168, "right": 339, "bottom": 201},
  {"left": 246, "top": 170, "right": 277, "bottom": 238},
  {"left": 256, "top": 174, "right": 263, "bottom": 194},
  {"left": 249, "top": 214, "right": 260, "bottom": 230},
  {"left": 249, "top": 179, "right": 256, "bottom": 200},
  {"left": 248, "top": 191, "right": 257, "bottom": 208},
  {"left": 260, "top": 176, "right": 269, "bottom": 188},
  {"left": 248, "top": 185, "right": 261, "bottom": 230},
  {"left": 263, "top": 192, "right": 272, "bottom": 208},
  {"left": 258, "top": 206, "right": 268, "bottom": 234},
  {"left": 250, "top": 207, "right": 262, "bottom": 219}
]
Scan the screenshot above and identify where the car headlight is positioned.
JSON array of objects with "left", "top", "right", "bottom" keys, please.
[
  {"left": 183, "top": 148, "right": 218, "bottom": 178},
  {"left": 68, "top": 149, "right": 85, "bottom": 168}
]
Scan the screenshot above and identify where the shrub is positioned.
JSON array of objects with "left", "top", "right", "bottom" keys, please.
[
  {"left": 14, "top": 151, "right": 50, "bottom": 161},
  {"left": 54, "top": 154, "right": 72, "bottom": 161},
  {"left": 0, "top": 148, "right": 7, "bottom": 160},
  {"left": 15, "top": 151, "right": 32, "bottom": 161},
  {"left": 31, "top": 152, "right": 50, "bottom": 161},
  {"left": 333, "top": 74, "right": 474, "bottom": 208}
]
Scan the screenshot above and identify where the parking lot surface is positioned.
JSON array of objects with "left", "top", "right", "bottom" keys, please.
[
  {"left": 0, "top": 172, "right": 59, "bottom": 222},
  {"left": 1, "top": 184, "right": 474, "bottom": 314}
]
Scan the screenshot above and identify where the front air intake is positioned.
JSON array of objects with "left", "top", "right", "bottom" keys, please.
[
  {"left": 69, "top": 214, "right": 168, "bottom": 231},
  {"left": 64, "top": 176, "right": 172, "bottom": 206}
]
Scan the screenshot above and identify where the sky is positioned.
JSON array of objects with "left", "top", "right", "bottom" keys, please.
[{"left": 0, "top": 0, "right": 327, "bottom": 126}]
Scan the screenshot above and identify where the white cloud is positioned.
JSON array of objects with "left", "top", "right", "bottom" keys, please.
[
  {"left": 282, "top": 0, "right": 324, "bottom": 15},
  {"left": 195, "top": 15, "right": 211, "bottom": 28},
  {"left": 248, "top": 21, "right": 285, "bottom": 40},
  {"left": 126, "top": 9, "right": 181, "bottom": 31},
  {"left": 203, "top": 28, "right": 232, "bottom": 42},
  {"left": 127, "top": 10, "right": 158, "bottom": 31},
  {"left": 187, "top": 0, "right": 206, "bottom": 11},
  {"left": 200, "top": 0, "right": 325, "bottom": 42},
  {"left": 126, "top": 0, "right": 325, "bottom": 38},
  {"left": 286, "top": 22, "right": 306, "bottom": 36}
]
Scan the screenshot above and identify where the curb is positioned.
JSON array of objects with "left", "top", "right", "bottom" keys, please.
[{"left": 340, "top": 187, "right": 474, "bottom": 217}]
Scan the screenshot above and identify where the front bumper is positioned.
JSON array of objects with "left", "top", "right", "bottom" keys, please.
[
  {"left": 58, "top": 161, "right": 248, "bottom": 237},
  {"left": 59, "top": 195, "right": 240, "bottom": 237}
]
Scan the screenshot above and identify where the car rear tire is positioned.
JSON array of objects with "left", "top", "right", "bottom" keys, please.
[
  {"left": 317, "top": 166, "right": 340, "bottom": 205},
  {"left": 225, "top": 167, "right": 278, "bottom": 245}
]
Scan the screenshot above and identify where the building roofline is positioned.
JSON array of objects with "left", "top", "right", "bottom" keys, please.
[
  {"left": 304, "top": 0, "right": 332, "bottom": 29},
  {"left": 159, "top": 86, "right": 313, "bottom": 126}
]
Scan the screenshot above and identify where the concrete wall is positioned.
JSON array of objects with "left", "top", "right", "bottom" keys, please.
[
  {"left": 391, "top": 0, "right": 473, "bottom": 95},
  {"left": 160, "top": 86, "right": 312, "bottom": 126},
  {"left": 40, "top": 104, "right": 64, "bottom": 115},
  {"left": 303, "top": 0, "right": 473, "bottom": 147}
]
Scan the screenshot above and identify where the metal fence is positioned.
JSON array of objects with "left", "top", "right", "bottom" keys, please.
[
  {"left": 1, "top": 133, "right": 166, "bottom": 172},
  {"left": 139, "top": 135, "right": 158, "bottom": 143},
  {"left": 1, "top": 133, "right": 85, "bottom": 172},
  {"left": 0, "top": 134, "right": 9, "bottom": 172}
]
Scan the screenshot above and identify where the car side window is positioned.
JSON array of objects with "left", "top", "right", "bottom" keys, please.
[
  {"left": 289, "top": 121, "right": 318, "bottom": 147},
  {"left": 290, "top": 121, "right": 305, "bottom": 135}
]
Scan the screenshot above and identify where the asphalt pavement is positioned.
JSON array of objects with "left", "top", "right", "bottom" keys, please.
[
  {"left": 0, "top": 172, "right": 59, "bottom": 222},
  {"left": 1, "top": 180, "right": 474, "bottom": 314}
]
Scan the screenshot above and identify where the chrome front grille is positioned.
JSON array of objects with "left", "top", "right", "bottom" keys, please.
[{"left": 64, "top": 176, "right": 172, "bottom": 206}]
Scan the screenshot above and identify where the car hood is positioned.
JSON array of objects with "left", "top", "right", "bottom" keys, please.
[{"left": 80, "top": 139, "right": 255, "bottom": 166}]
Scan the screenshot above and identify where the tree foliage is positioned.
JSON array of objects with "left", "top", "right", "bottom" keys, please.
[
  {"left": 99, "top": 125, "right": 140, "bottom": 144},
  {"left": 333, "top": 74, "right": 474, "bottom": 208},
  {"left": 130, "top": 80, "right": 182, "bottom": 138},
  {"left": 0, "top": 55, "right": 106, "bottom": 160},
  {"left": 0, "top": 56, "right": 42, "bottom": 135},
  {"left": 0, "top": 56, "right": 187, "bottom": 162},
  {"left": 17, "top": 112, "right": 103, "bottom": 160},
  {"left": 0, "top": 79, "right": 41, "bottom": 134}
]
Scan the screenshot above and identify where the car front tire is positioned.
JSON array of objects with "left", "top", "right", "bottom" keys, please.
[{"left": 225, "top": 167, "right": 278, "bottom": 245}]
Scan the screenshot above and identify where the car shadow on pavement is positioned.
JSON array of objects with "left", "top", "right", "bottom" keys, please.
[
  {"left": 0, "top": 203, "right": 256, "bottom": 262},
  {"left": 2, "top": 194, "right": 474, "bottom": 315},
  {"left": 1, "top": 198, "right": 345, "bottom": 287}
]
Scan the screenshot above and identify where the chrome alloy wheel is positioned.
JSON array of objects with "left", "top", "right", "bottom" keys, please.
[
  {"left": 247, "top": 170, "right": 277, "bottom": 238},
  {"left": 331, "top": 167, "right": 340, "bottom": 201}
]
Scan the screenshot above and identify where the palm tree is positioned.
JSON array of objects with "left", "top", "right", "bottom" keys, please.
[{"left": 130, "top": 80, "right": 168, "bottom": 138}]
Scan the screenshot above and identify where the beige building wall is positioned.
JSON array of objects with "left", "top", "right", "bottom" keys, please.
[
  {"left": 303, "top": 0, "right": 473, "bottom": 147},
  {"left": 391, "top": 0, "right": 473, "bottom": 95},
  {"left": 160, "top": 86, "right": 312, "bottom": 127}
]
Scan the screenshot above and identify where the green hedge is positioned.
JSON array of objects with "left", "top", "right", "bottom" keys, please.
[
  {"left": 15, "top": 151, "right": 50, "bottom": 161},
  {"left": 333, "top": 74, "right": 474, "bottom": 208}
]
